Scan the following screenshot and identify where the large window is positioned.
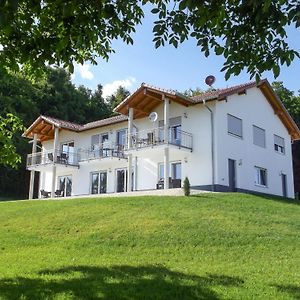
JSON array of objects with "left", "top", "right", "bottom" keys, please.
[
  {"left": 158, "top": 161, "right": 182, "bottom": 188},
  {"left": 274, "top": 135, "right": 285, "bottom": 154},
  {"left": 91, "top": 171, "right": 107, "bottom": 194},
  {"left": 228, "top": 114, "right": 242, "bottom": 138},
  {"left": 158, "top": 117, "right": 182, "bottom": 144},
  {"left": 91, "top": 133, "right": 109, "bottom": 150},
  {"left": 255, "top": 167, "right": 267, "bottom": 187},
  {"left": 61, "top": 141, "right": 75, "bottom": 164},
  {"left": 158, "top": 162, "right": 182, "bottom": 179},
  {"left": 253, "top": 125, "right": 266, "bottom": 148},
  {"left": 58, "top": 175, "right": 72, "bottom": 197},
  {"left": 116, "top": 129, "right": 127, "bottom": 147}
]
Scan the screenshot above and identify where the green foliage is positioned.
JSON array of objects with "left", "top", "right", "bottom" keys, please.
[
  {"left": 0, "top": 193, "right": 299, "bottom": 299},
  {"left": 272, "top": 81, "right": 300, "bottom": 127},
  {"left": 183, "top": 176, "right": 190, "bottom": 196},
  {"left": 106, "top": 86, "right": 130, "bottom": 110},
  {"left": 0, "top": 68, "right": 113, "bottom": 197},
  {"left": 0, "top": 1, "right": 299, "bottom": 79},
  {"left": 0, "top": 113, "right": 24, "bottom": 168}
]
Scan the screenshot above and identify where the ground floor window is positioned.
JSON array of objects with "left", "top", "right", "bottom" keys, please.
[
  {"left": 91, "top": 171, "right": 107, "bottom": 194},
  {"left": 255, "top": 166, "right": 267, "bottom": 187},
  {"left": 58, "top": 175, "right": 72, "bottom": 197},
  {"left": 158, "top": 161, "right": 182, "bottom": 188}
]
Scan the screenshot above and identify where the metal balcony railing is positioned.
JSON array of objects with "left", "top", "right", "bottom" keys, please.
[
  {"left": 26, "top": 149, "right": 79, "bottom": 168},
  {"left": 78, "top": 143, "right": 127, "bottom": 162},
  {"left": 125, "top": 126, "right": 193, "bottom": 151}
]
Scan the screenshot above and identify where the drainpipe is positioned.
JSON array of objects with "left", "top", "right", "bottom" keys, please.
[{"left": 203, "top": 100, "right": 215, "bottom": 192}]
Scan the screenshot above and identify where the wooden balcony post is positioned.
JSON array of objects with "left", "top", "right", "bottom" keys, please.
[{"left": 28, "top": 133, "right": 37, "bottom": 199}]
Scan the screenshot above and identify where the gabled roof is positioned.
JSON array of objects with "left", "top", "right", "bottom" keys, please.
[
  {"left": 191, "top": 81, "right": 258, "bottom": 103},
  {"left": 23, "top": 115, "right": 127, "bottom": 141},
  {"left": 114, "top": 82, "right": 193, "bottom": 118},
  {"left": 23, "top": 79, "right": 300, "bottom": 141}
]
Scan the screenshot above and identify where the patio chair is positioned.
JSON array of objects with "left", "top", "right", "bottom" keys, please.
[
  {"left": 47, "top": 153, "right": 54, "bottom": 162},
  {"left": 55, "top": 189, "right": 63, "bottom": 197},
  {"left": 40, "top": 189, "right": 50, "bottom": 198}
]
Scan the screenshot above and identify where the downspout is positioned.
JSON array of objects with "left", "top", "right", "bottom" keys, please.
[{"left": 203, "top": 100, "right": 215, "bottom": 192}]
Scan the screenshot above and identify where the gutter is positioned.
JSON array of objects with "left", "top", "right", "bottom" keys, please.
[{"left": 203, "top": 100, "right": 215, "bottom": 192}]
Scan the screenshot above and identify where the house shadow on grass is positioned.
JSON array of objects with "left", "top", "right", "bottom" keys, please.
[
  {"left": 0, "top": 265, "right": 244, "bottom": 299},
  {"left": 273, "top": 284, "right": 300, "bottom": 299}
]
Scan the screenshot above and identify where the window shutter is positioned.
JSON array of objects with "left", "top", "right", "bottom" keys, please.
[
  {"left": 274, "top": 135, "right": 284, "bottom": 147},
  {"left": 253, "top": 126, "right": 266, "bottom": 147},
  {"left": 91, "top": 134, "right": 99, "bottom": 147},
  {"left": 169, "top": 116, "right": 182, "bottom": 127},
  {"left": 228, "top": 114, "right": 242, "bottom": 137}
]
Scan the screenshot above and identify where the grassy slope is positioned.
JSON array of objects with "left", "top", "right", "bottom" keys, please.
[{"left": 0, "top": 193, "right": 299, "bottom": 299}]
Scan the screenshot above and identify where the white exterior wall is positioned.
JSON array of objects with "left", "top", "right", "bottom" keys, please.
[
  {"left": 214, "top": 87, "right": 294, "bottom": 198},
  {"left": 37, "top": 88, "right": 295, "bottom": 198}
]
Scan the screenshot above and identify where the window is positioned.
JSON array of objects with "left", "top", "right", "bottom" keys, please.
[
  {"left": 91, "top": 171, "right": 107, "bottom": 194},
  {"left": 253, "top": 125, "right": 266, "bottom": 148},
  {"left": 159, "top": 117, "right": 182, "bottom": 144},
  {"left": 171, "top": 162, "right": 181, "bottom": 180},
  {"left": 61, "top": 141, "right": 75, "bottom": 164},
  {"left": 116, "top": 129, "right": 127, "bottom": 147},
  {"left": 255, "top": 167, "right": 267, "bottom": 187},
  {"left": 91, "top": 133, "right": 109, "bottom": 150},
  {"left": 228, "top": 114, "right": 242, "bottom": 138},
  {"left": 158, "top": 162, "right": 181, "bottom": 180},
  {"left": 274, "top": 135, "right": 285, "bottom": 154},
  {"left": 58, "top": 175, "right": 72, "bottom": 197}
]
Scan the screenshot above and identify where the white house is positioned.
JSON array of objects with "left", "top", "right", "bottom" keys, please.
[{"left": 23, "top": 79, "right": 300, "bottom": 199}]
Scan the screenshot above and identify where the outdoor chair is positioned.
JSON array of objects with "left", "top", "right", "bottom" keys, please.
[
  {"left": 40, "top": 189, "right": 51, "bottom": 198},
  {"left": 55, "top": 189, "right": 63, "bottom": 197}
]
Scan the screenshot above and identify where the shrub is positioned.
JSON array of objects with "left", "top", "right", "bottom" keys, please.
[{"left": 183, "top": 177, "right": 190, "bottom": 196}]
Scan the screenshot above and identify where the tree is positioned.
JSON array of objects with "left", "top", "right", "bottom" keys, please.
[
  {"left": 0, "top": 0, "right": 299, "bottom": 80},
  {"left": 106, "top": 86, "right": 130, "bottom": 110},
  {"left": 272, "top": 81, "right": 300, "bottom": 127},
  {"left": 0, "top": 114, "right": 24, "bottom": 168}
]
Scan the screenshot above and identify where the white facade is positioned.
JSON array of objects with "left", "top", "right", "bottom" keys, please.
[{"left": 25, "top": 81, "right": 299, "bottom": 199}]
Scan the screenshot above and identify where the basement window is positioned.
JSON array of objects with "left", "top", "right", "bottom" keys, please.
[{"left": 255, "top": 166, "right": 267, "bottom": 187}]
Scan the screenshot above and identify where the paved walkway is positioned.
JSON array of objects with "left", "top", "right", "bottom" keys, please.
[{"left": 1, "top": 188, "right": 211, "bottom": 202}]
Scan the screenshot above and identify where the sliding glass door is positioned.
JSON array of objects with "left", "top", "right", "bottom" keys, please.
[
  {"left": 91, "top": 171, "right": 107, "bottom": 194},
  {"left": 58, "top": 175, "right": 72, "bottom": 197}
]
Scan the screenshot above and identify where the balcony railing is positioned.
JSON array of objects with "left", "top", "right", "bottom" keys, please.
[
  {"left": 26, "top": 149, "right": 79, "bottom": 168},
  {"left": 78, "top": 143, "right": 127, "bottom": 162},
  {"left": 126, "top": 126, "right": 193, "bottom": 151}
]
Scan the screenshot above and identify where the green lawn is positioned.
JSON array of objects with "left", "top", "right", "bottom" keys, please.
[{"left": 0, "top": 193, "right": 299, "bottom": 299}]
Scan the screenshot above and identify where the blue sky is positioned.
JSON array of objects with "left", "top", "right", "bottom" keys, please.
[{"left": 71, "top": 9, "right": 300, "bottom": 98}]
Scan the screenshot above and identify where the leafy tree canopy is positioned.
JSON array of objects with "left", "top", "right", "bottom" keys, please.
[
  {"left": 0, "top": 0, "right": 299, "bottom": 80},
  {"left": 272, "top": 81, "right": 300, "bottom": 127},
  {"left": 0, "top": 114, "right": 24, "bottom": 168}
]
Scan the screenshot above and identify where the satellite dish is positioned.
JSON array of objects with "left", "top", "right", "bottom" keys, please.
[
  {"left": 149, "top": 112, "right": 158, "bottom": 122},
  {"left": 205, "top": 75, "right": 216, "bottom": 87}
]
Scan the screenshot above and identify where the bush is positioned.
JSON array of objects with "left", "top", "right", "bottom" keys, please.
[{"left": 183, "top": 177, "right": 190, "bottom": 196}]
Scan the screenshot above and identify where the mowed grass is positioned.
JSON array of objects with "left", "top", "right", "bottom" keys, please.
[{"left": 0, "top": 193, "right": 299, "bottom": 299}]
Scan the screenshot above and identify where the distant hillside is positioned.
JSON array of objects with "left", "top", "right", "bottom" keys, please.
[{"left": 0, "top": 193, "right": 299, "bottom": 299}]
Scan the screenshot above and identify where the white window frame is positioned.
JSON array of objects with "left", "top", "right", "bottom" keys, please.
[
  {"left": 227, "top": 114, "right": 243, "bottom": 138},
  {"left": 253, "top": 125, "right": 266, "bottom": 148},
  {"left": 274, "top": 134, "right": 285, "bottom": 155},
  {"left": 90, "top": 170, "right": 108, "bottom": 194},
  {"left": 158, "top": 161, "right": 182, "bottom": 180},
  {"left": 254, "top": 166, "right": 268, "bottom": 187}
]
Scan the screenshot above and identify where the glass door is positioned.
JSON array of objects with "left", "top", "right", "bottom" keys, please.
[
  {"left": 91, "top": 171, "right": 107, "bottom": 194},
  {"left": 58, "top": 175, "right": 72, "bottom": 197},
  {"left": 171, "top": 162, "right": 182, "bottom": 188},
  {"left": 116, "top": 169, "right": 127, "bottom": 193},
  {"left": 61, "top": 141, "right": 75, "bottom": 164}
]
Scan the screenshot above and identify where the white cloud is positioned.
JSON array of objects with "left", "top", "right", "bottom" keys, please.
[
  {"left": 102, "top": 77, "right": 136, "bottom": 98},
  {"left": 73, "top": 63, "right": 94, "bottom": 80}
]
